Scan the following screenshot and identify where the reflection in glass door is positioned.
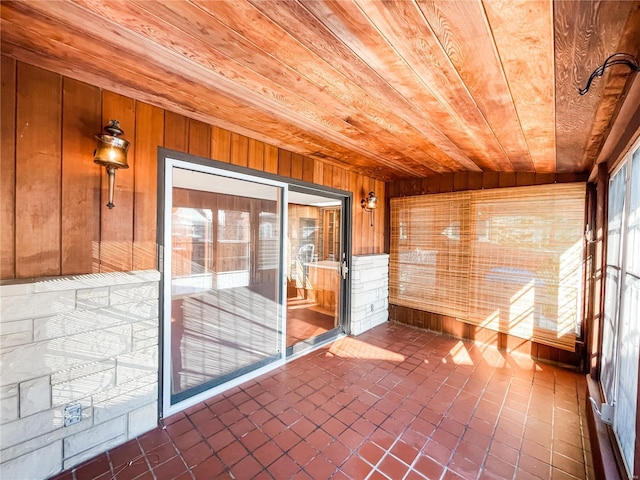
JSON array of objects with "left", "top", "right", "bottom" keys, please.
[
  {"left": 163, "top": 163, "right": 285, "bottom": 412},
  {"left": 286, "top": 189, "right": 348, "bottom": 355}
]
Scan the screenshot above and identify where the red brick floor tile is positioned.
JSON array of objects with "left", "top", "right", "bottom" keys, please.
[
  {"left": 165, "top": 418, "right": 194, "bottom": 439},
  {"left": 274, "top": 429, "right": 302, "bottom": 452},
  {"left": 413, "top": 454, "right": 445, "bottom": 480},
  {"left": 289, "top": 440, "right": 317, "bottom": 466},
  {"left": 370, "top": 428, "right": 395, "bottom": 451},
  {"left": 337, "top": 427, "right": 365, "bottom": 451},
  {"left": 217, "top": 441, "right": 249, "bottom": 468},
  {"left": 358, "top": 441, "right": 385, "bottom": 467},
  {"left": 253, "top": 441, "right": 284, "bottom": 468},
  {"left": 190, "top": 454, "right": 225, "bottom": 478},
  {"left": 304, "top": 453, "right": 336, "bottom": 478},
  {"left": 174, "top": 429, "right": 203, "bottom": 451},
  {"left": 552, "top": 452, "right": 586, "bottom": 479},
  {"left": 138, "top": 427, "right": 172, "bottom": 451},
  {"left": 322, "top": 440, "right": 348, "bottom": 467},
  {"left": 322, "top": 416, "right": 348, "bottom": 438},
  {"left": 307, "top": 428, "right": 332, "bottom": 450},
  {"left": 390, "top": 439, "right": 419, "bottom": 466},
  {"left": 109, "top": 441, "right": 143, "bottom": 469},
  {"left": 227, "top": 454, "right": 263, "bottom": 480},
  {"left": 207, "top": 428, "right": 235, "bottom": 451},
  {"left": 239, "top": 429, "right": 269, "bottom": 451},
  {"left": 378, "top": 453, "right": 410, "bottom": 479},
  {"left": 423, "top": 440, "right": 454, "bottom": 467},
  {"left": 518, "top": 453, "right": 552, "bottom": 479},
  {"left": 267, "top": 454, "right": 301, "bottom": 478},
  {"left": 488, "top": 439, "right": 519, "bottom": 466},
  {"left": 73, "top": 454, "right": 111, "bottom": 480},
  {"left": 482, "top": 454, "right": 517, "bottom": 479},
  {"left": 181, "top": 441, "right": 213, "bottom": 468},
  {"left": 152, "top": 455, "right": 189, "bottom": 480},
  {"left": 146, "top": 441, "right": 179, "bottom": 467},
  {"left": 341, "top": 455, "right": 375, "bottom": 479},
  {"left": 112, "top": 458, "right": 151, "bottom": 480}
]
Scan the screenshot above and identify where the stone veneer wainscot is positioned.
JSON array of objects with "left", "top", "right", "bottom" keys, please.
[
  {"left": 0, "top": 270, "right": 160, "bottom": 480},
  {"left": 350, "top": 254, "right": 389, "bottom": 336}
]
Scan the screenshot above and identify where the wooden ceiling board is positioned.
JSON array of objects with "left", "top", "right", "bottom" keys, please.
[
  {"left": 69, "top": 0, "right": 420, "bottom": 177},
  {"left": 417, "top": 0, "right": 535, "bottom": 172},
  {"left": 581, "top": 3, "right": 640, "bottom": 168},
  {"left": 1, "top": 1, "right": 399, "bottom": 178},
  {"left": 295, "top": 0, "right": 486, "bottom": 172},
  {"left": 0, "top": 20, "right": 392, "bottom": 181},
  {"left": 1, "top": 0, "right": 639, "bottom": 180},
  {"left": 239, "top": 0, "right": 464, "bottom": 174},
  {"left": 481, "top": 0, "right": 556, "bottom": 173},
  {"left": 352, "top": 0, "right": 516, "bottom": 171},
  {"left": 554, "top": 0, "right": 636, "bottom": 173}
]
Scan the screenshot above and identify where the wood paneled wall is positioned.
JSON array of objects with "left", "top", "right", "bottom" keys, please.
[
  {"left": 386, "top": 170, "right": 589, "bottom": 367},
  {"left": 0, "top": 58, "right": 385, "bottom": 280}
]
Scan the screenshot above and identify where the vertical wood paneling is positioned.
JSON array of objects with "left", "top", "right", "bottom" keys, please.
[
  {"left": 188, "top": 119, "right": 210, "bottom": 158},
  {"left": 1, "top": 56, "right": 16, "bottom": 279},
  {"left": 375, "top": 179, "right": 385, "bottom": 252},
  {"left": 453, "top": 172, "right": 468, "bottom": 191},
  {"left": 313, "top": 158, "right": 324, "bottom": 185},
  {"left": 61, "top": 78, "right": 101, "bottom": 275},
  {"left": 133, "top": 102, "right": 164, "bottom": 270},
  {"left": 211, "top": 126, "right": 231, "bottom": 162},
  {"left": 278, "top": 149, "right": 292, "bottom": 177},
  {"left": 15, "top": 63, "right": 62, "bottom": 277},
  {"left": 164, "top": 111, "right": 188, "bottom": 152},
  {"left": 323, "top": 164, "right": 334, "bottom": 189},
  {"left": 302, "top": 156, "right": 314, "bottom": 182},
  {"left": 99, "top": 91, "right": 135, "bottom": 272},
  {"left": 263, "top": 144, "right": 278, "bottom": 173},
  {"left": 229, "top": 132, "right": 249, "bottom": 167},
  {"left": 351, "top": 171, "right": 364, "bottom": 254},
  {"left": 248, "top": 138, "right": 264, "bottom": 171},
  {"left": 5, "top": 61, "right": 386, "bottom": 279},
  {"left": 290, "top": 153, "right": 304, "bottom": 180}
]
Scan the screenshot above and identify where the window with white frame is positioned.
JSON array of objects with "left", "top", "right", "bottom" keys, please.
[{"left": 602, "top": 138, "right": 640, "bottom": 477}]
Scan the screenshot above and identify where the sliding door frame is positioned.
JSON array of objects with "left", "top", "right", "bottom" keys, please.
[{"left": 157, "top": 148, "right": 352, "bottom": 416}]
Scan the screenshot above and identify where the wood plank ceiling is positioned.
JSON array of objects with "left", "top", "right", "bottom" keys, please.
[{"left": 1, "top": 0, "right": 639, "bottom": 181}]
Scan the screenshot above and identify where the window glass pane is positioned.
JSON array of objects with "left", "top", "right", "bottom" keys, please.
[
  {"left": 169, "top": 171, "right": 282, "bottom": 404},
  {"left": 601, "top": 166, "right": 626, "bottom": 405},
  {"left": 614, "top": 150, "right": 640, "bottom": 475}
]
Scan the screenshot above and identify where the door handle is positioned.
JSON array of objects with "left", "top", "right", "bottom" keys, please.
[{"left": 340, "top": 261, "right": 349, "bottom": 280}]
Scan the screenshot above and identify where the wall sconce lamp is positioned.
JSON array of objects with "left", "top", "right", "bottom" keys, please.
[
  {"left": 94, "top": 119, "right": 130, "bottom": 209},
  {"left": 361, "top": 191, "right": 378, "bottom": 227}
]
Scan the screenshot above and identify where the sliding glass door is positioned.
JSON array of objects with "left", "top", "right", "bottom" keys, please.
[
  {"left": 286, "top": 187, "right": 349, "bottom": 356},
  {"left": 163, "top": 160, "right": 286, "bottom": 413}
]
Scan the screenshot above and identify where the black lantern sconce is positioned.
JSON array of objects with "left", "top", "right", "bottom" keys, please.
[
  {"left": 361, "top": 191, "right": 378, "bottom": 227},
  {"left": 94, "top": 119, "right": 130, "bottom": 209}
]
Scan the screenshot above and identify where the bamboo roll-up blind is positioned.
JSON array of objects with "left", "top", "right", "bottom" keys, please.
[{"left": 390, "top": 183, "right": 586, "bottom": 351}]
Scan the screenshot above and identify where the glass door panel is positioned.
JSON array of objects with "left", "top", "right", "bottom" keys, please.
[
  {"left": 286, "top": 189, "right": 347, "bottom": 354},
  {"left": 166, "top": 165, "right": 283, "bottom": 408}
]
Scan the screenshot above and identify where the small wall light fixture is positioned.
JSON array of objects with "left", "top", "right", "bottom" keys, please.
[
  {"left": 94, "top": 119, "right": 130, "bottom": 209},
  {"left": 361, "top": 191, "right": 378, "bottom": 227}
]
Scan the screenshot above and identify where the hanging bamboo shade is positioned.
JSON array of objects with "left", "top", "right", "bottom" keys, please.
[{"left": 390, "top": 183, "right": 586, "bottom": 351}]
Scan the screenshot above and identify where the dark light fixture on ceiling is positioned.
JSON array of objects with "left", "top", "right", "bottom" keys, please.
[
  {"left": 579, "top": 52, "right": 640, "bottom": 95},
  {"left": 94, "top": 119, "right": 130, "bottom": 209},
  {"left": 361, "top": 191, "right": 378, "bottom": 227}
]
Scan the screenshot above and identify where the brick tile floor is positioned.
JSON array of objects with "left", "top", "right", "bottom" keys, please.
[{"left": 51, "top": 323, "right": 594, "bottom": 479}]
